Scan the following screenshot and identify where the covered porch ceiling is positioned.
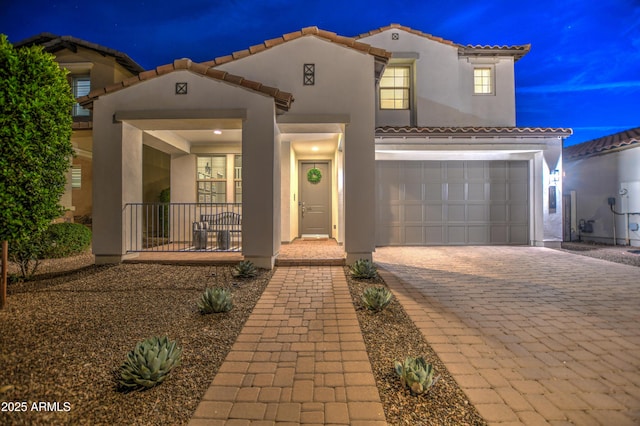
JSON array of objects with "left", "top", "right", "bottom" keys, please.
[
  {"left": 117, "top": 111, "right": 346, "bottom": 157},
  {"left": 115, "top": 110, "right": 244, "bottom": 154}
]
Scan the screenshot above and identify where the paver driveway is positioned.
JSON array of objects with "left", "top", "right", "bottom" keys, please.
[{"left": 374, "top": 246, "right": 640, "bottom": 425}]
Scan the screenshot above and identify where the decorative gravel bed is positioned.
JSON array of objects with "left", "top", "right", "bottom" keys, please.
[
  {"left": 1, "top": 256, "right": 272, "bottom": 425},
  {"left": 345, "top": 269, "right": 487, "bottom": 426},
  {"left": 558, "top": 242, "right": 640, "bottom": 267}
]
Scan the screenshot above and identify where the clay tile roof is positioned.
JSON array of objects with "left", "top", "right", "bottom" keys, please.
[
  {"left": 356, "top": 23, "right": 459, "bottom": 48},
  {"left": 78, "top": 59, "right": 294, "bottom": 111},
  {"left": 460, "top": 44, "right": 531, "bottom": 62},
  {"left": 203, "top": 26, "right": 391, "bottom": 67},
  {"left": 376, "top": 126, "right": 573, "bottom": 137},
  {"left": 357, "top": 23, "right": 530, "bottom": 61},
  {"left": 14, "top": 32, "right": 145, "bottom": 75},
  {"left": 564, "top": 126, "right": 640, "bottom": 160}
]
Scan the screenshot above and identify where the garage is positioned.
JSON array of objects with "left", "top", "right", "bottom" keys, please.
[{"left": 376, "top": 160, "right": 529, "bottom": 245}]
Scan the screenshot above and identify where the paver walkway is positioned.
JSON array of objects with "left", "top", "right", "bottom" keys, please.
[
  {"left": 189, "top": 266, "right": 386, "bottom": 425},
  {"left": 374, "top": 246, "right": 640, "bottom": 426}
]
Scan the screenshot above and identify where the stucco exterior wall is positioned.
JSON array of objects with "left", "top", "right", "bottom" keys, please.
[
  {"left": 217, "top": 36, "right": 377, "bottom": 260},
  {"left": 72, "top": 155, "right": 92, "bottom": 217},
  {"left": 54, "top": 47, "right": 139, "bottom": 222},
  {"left": 358, "top": 29, "right": 516, "bottom": 127},
  {"left": 564, "top": 147, "right": 640, "bottom": 246},
  {"left": 142, "top": 145, "right": 170, "bottom": 203}
]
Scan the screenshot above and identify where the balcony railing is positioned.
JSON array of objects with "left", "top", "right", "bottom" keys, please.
[{"left": 124, "top": 203, "right": 242, "bottom": 252}]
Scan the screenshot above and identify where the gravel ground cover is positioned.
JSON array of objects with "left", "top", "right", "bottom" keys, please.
[
  {"left": 558, "top": 242, "right": 640, "bottom": 267},
  {"left": 1, "top": 255, "right": 272, "bottom": 425},
  {"left": 345, "top": 269, "right": 487, "bottom": 426}
]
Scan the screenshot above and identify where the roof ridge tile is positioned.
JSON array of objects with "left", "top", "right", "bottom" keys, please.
[
  {"left": 79, "top": 59, "right": 294, "bottom": 111},
  {"left": 204, "top": 26, "right": 391, "bottom": 66}
]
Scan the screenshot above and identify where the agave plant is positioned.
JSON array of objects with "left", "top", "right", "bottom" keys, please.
[
  {"left": 233, "top": 260, "right": 258, "bottom": 278},
  {"left": 361, "top": 286, "right": 393, "bottom": 312},
  {"left": 118, "top": 336, "right": 182, "bottom": 391},
  {"left": 350, "top": 259, "right": 378, "bottom": 279},
  {"left": 198, "top": 287, "right": 233, "bottom": 314},
  {"left": 394, "top": 356, "right": 440, "bottom": 394}
]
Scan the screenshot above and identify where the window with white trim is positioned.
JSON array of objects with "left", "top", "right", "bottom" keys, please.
[
  {"left": 71, "top": 75, "right": 91, "bottom": 117},
  {"left": 379, "top": 65, "right": 410, "bottom": 109},
  {"left": 234, "top": 155, "right": 242, "bottom": 203},
  {"left": 473, "top": 67, "right": 493, "bottom": 94},
  {"left": 71, "top": 166, "right": 82, "bottom": 188},
  {"left": 197, "top": 156, "right": 227, "bottom": 203}
]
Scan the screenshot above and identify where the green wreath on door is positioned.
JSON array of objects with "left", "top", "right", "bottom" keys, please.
[{"left": 307, "top": 167, "right": 322, "bottom": 184}]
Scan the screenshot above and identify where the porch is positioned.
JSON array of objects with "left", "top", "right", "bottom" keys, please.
[
  {"left": 124, "top": 202, "right": 242, "bottom": 253},
  {"left": 123, "top": 234, "right": 345, "bottom": 266}
]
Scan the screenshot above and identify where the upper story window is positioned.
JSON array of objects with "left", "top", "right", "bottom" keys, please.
[
  {"left": 71, "top": 75, "right": 91, "bottom": 117},
  {"left": 473, "top": 67, "right": 493, "bottom": 95},
  {"left": 380, "top": 65, "right": 410, "bottom": 109}
]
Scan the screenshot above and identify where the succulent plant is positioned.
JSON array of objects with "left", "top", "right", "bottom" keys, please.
[
  {"left": 361, "top": 286, "right": 393, "bottom": 312},
  {"left": 350, "top": 258, "right": 378, "bottom": 279},
  {"left": 394, "top": 356, "right": 440, "bottom": 394},
  {"left": 233, "top": 260, "right": 258, "bottom": 278},
  {"left": 198, "top": 287, "right": 233, "bottom": 314},
  {"left": 118, "top": 336, "right": 182, "bottom": 391}
]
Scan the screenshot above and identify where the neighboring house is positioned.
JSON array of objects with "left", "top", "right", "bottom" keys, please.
[
  {"left": 77, "top": 24, "right": 571, "bottom": 268},
  {"left": 15, "top": 33, "right": 144, "bottom": 220},
  {"left": 563, "top": 127, "right": 640, "bottom": 246}
]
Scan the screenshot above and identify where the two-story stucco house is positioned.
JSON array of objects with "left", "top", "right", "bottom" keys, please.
[
  {"left": 15, "top": 33, "right": 144, "bottom": 221},
  {"left": 77, "top": 24, "right": 571, "bottom": 268}
]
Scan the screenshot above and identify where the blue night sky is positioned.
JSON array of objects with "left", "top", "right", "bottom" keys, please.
[{"left": 2, "top": 0, "right": 638, "bottom": 146}]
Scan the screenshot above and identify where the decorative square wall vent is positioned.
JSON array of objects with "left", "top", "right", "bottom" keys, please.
[
  {"left": 303, "top": 64, "right": 315, "bottom": 85},
  {"left": 392, "top": 32, "right": 399, "bottom": 40},
  {"left": 175, "top": 82, "right": 188, "bottom": 94}
]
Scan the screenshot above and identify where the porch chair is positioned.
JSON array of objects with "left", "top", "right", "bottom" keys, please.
[{"left": 200, "top": 212, "right": 242, "bottom": 250}]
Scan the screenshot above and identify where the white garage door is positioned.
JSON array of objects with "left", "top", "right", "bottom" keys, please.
[{"left": 376, "top": 160, "right": 529, "bottom": 245}]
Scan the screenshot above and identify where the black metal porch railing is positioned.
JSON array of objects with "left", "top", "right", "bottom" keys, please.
[{"left": 124, "top": 203, "right": 242, "bottom": 252}]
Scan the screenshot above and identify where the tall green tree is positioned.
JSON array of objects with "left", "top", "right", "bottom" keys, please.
[{"left": 0, "top": 34, "right": 75, "bottom": 308}]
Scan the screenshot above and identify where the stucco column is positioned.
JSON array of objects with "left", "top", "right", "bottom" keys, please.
[
  {"left": 542, "top": 141, "right": 563, "bottom": 246},
  {"left": 280, "top": 140, "right": 291, "bottom": 243},
  {"left": 242, "top": 113, "right": 280, "bottom": 269},
  {"left": 530, "top": 152, "right": 545, "bottom": 247},
  {"left": 344, "top": 123, "right": 375, "bottom": 264},
  {"left": 93, "top": 120, "right": 143, "bottom": 263}
]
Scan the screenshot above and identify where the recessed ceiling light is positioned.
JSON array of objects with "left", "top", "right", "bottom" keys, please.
[
  {"left": 311, "top": 146, "right": 319, "bottom": 151},
  {"left": 213, "top": 129, "right": 222, "bottom": 135}
]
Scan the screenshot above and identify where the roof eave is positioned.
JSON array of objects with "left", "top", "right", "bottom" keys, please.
[
  {"left": 460, "top": 44, "right": 531, "bottom": 62},
  {"left": 376, "top": 126, "right": 573, "bottom": 138},
  {"left": 78, "top": 59, "right": 294, "bottom": 112},
  {"left": 204, "top": 26, "right": 391, "bottom": 70},
  {"left": 14, "top": 33, "right": 145, "bottom": 75}
]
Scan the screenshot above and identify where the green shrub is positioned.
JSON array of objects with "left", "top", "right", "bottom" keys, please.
[
  {"left": 118, "top": 336, "right": 182, "bottom": 391},
  {"left": 361, "top": 286, "right": 393, "bottom": 312},
  {"left": 198, "top": 288, "right": 233, "bottom": 314},
  {"left": 42, "top": 222, "right": 91, "bottom": 258},
  {"left": 350, "top": 259, "right": 378, "bottom": 279},
  {"left": 8, "top": 222, "right": 91, "bottom": 280},
  {"left": 8, "top": 234, "right": 47, "bottom": 279},
  {"left": 233, "top": 260, "right": 258, "bottom": 278},
  {"left": 394, "top": 356, "right": 440, "bottom": 394}
]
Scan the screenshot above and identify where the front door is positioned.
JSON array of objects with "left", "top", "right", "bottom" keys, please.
[{"left": 299, "top": 161, "right": 331, "bottom": 237}]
